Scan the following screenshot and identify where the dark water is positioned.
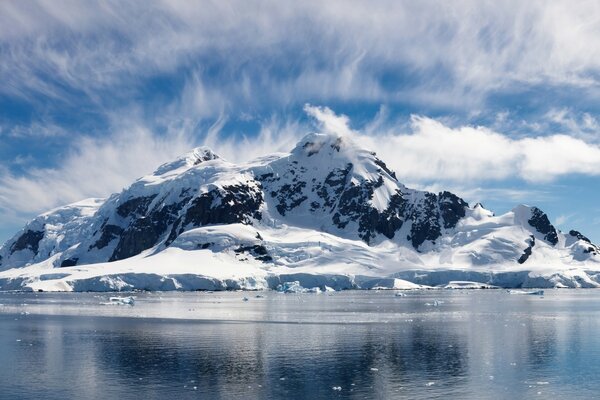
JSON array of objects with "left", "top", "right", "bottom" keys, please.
[{"left": 1, "top": 290, "right": 600, "bottom": 399}]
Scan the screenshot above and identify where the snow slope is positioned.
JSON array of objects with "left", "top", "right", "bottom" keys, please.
[{"left": 0, "top": 132, "right": 599, "bottom": 291}]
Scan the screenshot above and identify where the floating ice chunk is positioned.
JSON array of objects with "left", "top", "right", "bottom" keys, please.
[
  {"left": 105, "top": 296, "right": 135, "bottom": 306},
  {"left": 426, "top": 382, "right": 435, "bottom": 386},
  {"left": 255, "top": 294, "right": 265, "bottom": 298},
  {"left": 242, "top": 297, "right": 249, "bottom": 302},
  {"left": 305, "top": 287, "right": 322, "bottom": 293},
  {"left": 332, "top": 386, "right": 342, "bottom": 391},
  {"left": 507, "top": 290, "right": 544, "bottom": 296},
  {"left": 276, "top": 281, "right": 321, "bottom": 294},
  {"left": 370, "top": 368, "right": 379, "bottom": 372},
  {"left": 394, "top": 292, "right": 407, "bottom": 297}
]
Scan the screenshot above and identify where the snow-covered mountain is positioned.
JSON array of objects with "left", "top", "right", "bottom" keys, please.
[{"left": 1, "top": 132, "right": 599, "bottom": 291}]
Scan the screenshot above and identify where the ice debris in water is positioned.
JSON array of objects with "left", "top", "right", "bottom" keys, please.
[
  {"left": 425, "top": 300, "right": 443, "bottom": 306},
  {"left": 276, "top": 281, "right": 322, "bottom": 294},
  {"left": 507, "top": 289, "right": 544, "bottom": 296},
  {"left": 242, "top": 297, "right": 249, "bottom": 302},
  {"left": 394, "top": 292, "right": 407, "bottom": 297},
  {"left": 104, "top": 296, "right": 135, "bottom": 306},
  {"left": 332, "top": 386, "right": 342, "bottom": 391}
]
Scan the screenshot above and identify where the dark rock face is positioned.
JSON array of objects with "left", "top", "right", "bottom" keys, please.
[
  {"left": 571, "top": 230, "right": 600, "bottom": 255},
  {"left": 528, "top": 207, "right": 558, "bottom": 246},
  {"left": 234, "top": 244, "right": 272, "bottom": 262},
  {"left": 109, "top": 183, "right": 262, "bottom": 262},
  {"left": 164, "top": 183, "right": 264, "bottom": 248},
  {"left": 116, "top": 195, "right": 157, "bottom": 218},
  {"left": 333, "top": 180, "right": 383, "bottom": 242},
  {"left": 182, "top": 183, "right": 262, "bottom": 227},
  {"left": 374, "top": 158, "right": 397, "bottom": 180},
  {"left": 260, "top": 166, "right": 311, "bottom": 216},
  {"left": 518, "top": 235, "right": 535, "bottom": 264},
  {"left": 272, "top": 182, "right": 307, "bottom": 216},
  {"left": 315, "top": 164, "right": 352, "bottom": 209},
  {"left": 439, "top": 192, "right": 468, "bottom": 229},
  {"left": 111, "top": 197, "right": 190, "bottom": 261},
  {"left": 570, "top": 230, "right": 591, "bottom": 243},
  {"left": 89, "top": 223, "right": 123, "bottom": 251},
  {"left": 406, "top": 192, "right": 468, "bottom": 249},
  {"left": 407, "top": 193, "right": 441, "bottom": 249},
  {"left": 10, "top": 230, "right": 44, "bottom": 255},
  {"left": 60, "top": 258, "right": 79, "bottom": 267},
  {"left": 110, "top": 217, "right": 165, "bottom": 261}
]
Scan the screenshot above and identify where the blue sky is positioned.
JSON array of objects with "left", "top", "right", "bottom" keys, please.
[{"left": 1, "top": 1, "right": 600, "bottom": 242}]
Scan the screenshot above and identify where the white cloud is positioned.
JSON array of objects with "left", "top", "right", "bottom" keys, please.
[
  {"left": 205, "top": 116, "right": 306, "bottom": 163},
  {"left": 303, "top": 104, "right": 355, "bottom": 137},
  {"left": 0, "top": 124, "right": 195, "bottom": 215},
  {"left": 4, "top": 1, "right": 600, "bottom": 108},
  {"left": 554, "top": 214, "right": 571, "bottom": 227},
  {"left": 304, "top": 106, "right": 600, "bottom": 183}
]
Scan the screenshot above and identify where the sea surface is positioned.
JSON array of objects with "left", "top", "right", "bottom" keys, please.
[{"left": 1, "top": 290, "right": 600, "bottom": 399}]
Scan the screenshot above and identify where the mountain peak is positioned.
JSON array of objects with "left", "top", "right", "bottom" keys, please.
[
  {"left": 153, "top": 146, "right": 220, "bottom": 176},
  {"left": 292, "top": 132, "right": 349, "bottom": 158}
]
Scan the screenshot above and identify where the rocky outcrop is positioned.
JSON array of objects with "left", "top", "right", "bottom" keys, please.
[{"left": 528, "top": 207, "right": 558, "bottom": 246}]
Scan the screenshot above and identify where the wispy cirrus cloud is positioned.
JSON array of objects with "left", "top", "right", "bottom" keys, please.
[
  {"left": 0, "top": 123, "right": 196, "bottom": 216},
  {"left": 4, "top": 1, "right": 600, "bottom": 111}
]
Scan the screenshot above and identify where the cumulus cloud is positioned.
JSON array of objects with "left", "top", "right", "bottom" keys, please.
[
  {"left": 305, "top": 105, "right": 600, "bottom": 183},
  {"left": 303, "top": 104, "right": 355, "bottom": 137}
]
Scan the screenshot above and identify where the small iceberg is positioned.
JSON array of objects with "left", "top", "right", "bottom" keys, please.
[
  {"left": 276, "top": 281, "right": 321, "bottom": 294},
  {"left": 105, "top": 296, "right": 135, "bottom": 306},
  {"left": 507, "top": 289, "right": 544, "bottom": 296}
]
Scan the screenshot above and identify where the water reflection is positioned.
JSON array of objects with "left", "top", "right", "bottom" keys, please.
[{"left": 2, "top": 291, "right": 600, "bottom": 399}]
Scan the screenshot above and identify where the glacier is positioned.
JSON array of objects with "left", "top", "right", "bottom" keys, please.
[{"left": 0, "top": 131, "right": 598, "bottom": 291}]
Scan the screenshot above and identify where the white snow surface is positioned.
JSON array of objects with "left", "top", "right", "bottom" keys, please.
[{"left": 0, "top": 132, "right": 599, "bottom": 291}]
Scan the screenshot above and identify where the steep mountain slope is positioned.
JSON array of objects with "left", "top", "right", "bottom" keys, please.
[{"left": 0, "top": 132, "right": 598, "bottom": 291}]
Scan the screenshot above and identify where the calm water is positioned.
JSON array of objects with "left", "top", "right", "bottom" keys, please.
[{"left": 1, "top": 290, "right": 600, "bottom": 399}]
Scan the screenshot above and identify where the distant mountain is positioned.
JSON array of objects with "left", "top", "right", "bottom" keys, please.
[{"left": 1, "top": 132, "right": 598, "bottom": 291}]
